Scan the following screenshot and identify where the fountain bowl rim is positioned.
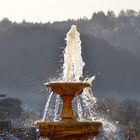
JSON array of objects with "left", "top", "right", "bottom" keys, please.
[{"left": 44, "top": 81, "right": 91, "bottom": 86}]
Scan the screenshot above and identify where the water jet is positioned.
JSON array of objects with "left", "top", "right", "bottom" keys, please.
[{"left": 35, "top": 25, "right": 102, "bottom": 140}]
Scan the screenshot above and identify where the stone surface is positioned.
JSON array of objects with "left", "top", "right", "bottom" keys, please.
[
  {"left": 35, "top": 121, "right": 102, "bottom": 140},
  {"left": 45, "top": 82, "right": 91, "bottom": 96}
]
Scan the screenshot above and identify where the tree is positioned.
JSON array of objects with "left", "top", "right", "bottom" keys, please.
[
  {"left": 1, "top": 18, "right": 12, "bottom": 28},
  {"left": 0, "top": 97, "right": 23, "bottom": 120}
]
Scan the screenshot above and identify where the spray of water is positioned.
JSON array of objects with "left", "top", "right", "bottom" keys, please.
[
  {"left": 63, "top": 25, "right": 85, "bottom": 82},
  {"left": 43, "top": 25, "right": 124, "bottom": 139}
]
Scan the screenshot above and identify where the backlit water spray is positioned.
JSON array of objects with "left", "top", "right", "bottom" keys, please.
[{"left": 43, "top": 25, "right": 124, "bottom": 139}]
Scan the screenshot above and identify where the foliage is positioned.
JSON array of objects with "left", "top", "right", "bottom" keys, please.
[{"left": 0, "top": 97, "right": 22, "bottom": 120}]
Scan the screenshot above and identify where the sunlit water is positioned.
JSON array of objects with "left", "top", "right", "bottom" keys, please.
[{"left": 43, "top": 25, "right": 124, "bottom": 139}]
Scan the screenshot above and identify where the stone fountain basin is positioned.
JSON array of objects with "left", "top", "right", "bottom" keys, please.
[
  {"left": 45, "top": 82, "right": 91, "bottom": 96},
  {"left": 35, "top": 121, "right": 102, "bottom": 139}
]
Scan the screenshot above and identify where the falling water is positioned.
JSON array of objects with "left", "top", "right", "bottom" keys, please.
[
  {"left": 43, "top": 25, "right": 124, "bottom": 139},
  {"left": 54, "top": 95, "right": 61, "bottom": 120},
  {"left": 75, "top": 96, "right": 83, "bottom": 119},
  {"left": 42, "top": 92, "right": 53, "bottom": 121}
]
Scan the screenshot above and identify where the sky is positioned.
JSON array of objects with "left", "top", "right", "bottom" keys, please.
[{"left": 0, "top": 0, "right": 140, "bottom": 23}]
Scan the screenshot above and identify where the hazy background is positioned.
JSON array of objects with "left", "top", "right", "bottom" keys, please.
[
  {"left": 0, "top": 0, "right": 140, "bottom": 112},
  {"left": 0, "top": 10, "right": 140, "bottom": 111}
]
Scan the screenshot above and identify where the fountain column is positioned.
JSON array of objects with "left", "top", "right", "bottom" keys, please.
[{"left": 61, "top": 95, "right": 74, "bottom": 121}]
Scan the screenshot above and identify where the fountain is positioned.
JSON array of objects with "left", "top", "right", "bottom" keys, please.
[{"left": 35, "top": 25, "right": 102, "bottom": 140}]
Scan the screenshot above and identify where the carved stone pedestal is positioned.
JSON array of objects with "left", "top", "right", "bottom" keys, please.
[{"left": 35, "top": 82, "right": 102, "bottom": 140}]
